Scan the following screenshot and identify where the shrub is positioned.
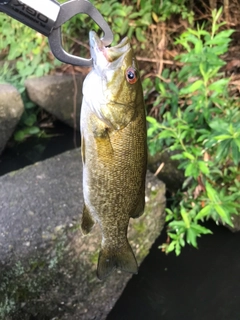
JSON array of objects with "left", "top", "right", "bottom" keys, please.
[{"left": 147, "top": 8, "right": 240, "bottom": 255}]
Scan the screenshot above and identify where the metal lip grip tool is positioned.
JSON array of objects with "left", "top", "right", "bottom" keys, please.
[{"left": 0, "top": 0, "right": 113, "bottom": 67}]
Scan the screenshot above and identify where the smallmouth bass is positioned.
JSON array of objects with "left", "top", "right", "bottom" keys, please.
[{"left": 80, "top": 31, "right": 147, "bottom": 280}]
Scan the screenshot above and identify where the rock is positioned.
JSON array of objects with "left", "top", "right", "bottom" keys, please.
[
  {"left": 0, "top": 148, "right": 166, "bottom": 319},
  {"left": 148, "top": 151, "right": 185, "bottom": 192},
  {"left": 0, "top": 84, "right": 24, "bottom": 155},
  {"left": 25, "top": 75, "right": 84, "bottom": 129},
  {"left": 226, "top": 215, "right": 240, "bottom": 233}
]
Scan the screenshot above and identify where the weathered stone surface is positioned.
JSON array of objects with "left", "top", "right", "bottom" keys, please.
[
  {"left": 0, "top": 148, "right": 166, "bottom": 319},
  {"left": 25, "top": 75, "right": 84, "bottom": 129},
  {"left": 148, "top": 151, "right": 185, "bottom": 192},
  {"left": 0, "top": 84, "right": 24, "bottom": 155},
  {"left": 226, "top": 215, "right": 240, "bottom": 233}
]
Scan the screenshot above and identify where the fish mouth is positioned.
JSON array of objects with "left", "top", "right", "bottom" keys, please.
[{"left": 89, "top": 31, "right": 130, "bottom": 66}]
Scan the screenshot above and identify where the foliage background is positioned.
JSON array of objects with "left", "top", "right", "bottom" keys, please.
[{"left": 0, "top": 0, "right": 239, "bottom": 253}]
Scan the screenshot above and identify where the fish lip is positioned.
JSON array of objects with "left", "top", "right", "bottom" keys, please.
[
  {"left": 89, "top": 30, "right": 105, "bottom": 52},
  {"left": 89, "top": 31, "right": 130, "bottom": 64},
  {"left": 89, "top": 30, "right": 107, "bottom": 61}
]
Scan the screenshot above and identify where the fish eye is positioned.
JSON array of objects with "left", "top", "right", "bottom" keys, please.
[{"left": 126, "top": 67, "right": 138, "bottom": 84}]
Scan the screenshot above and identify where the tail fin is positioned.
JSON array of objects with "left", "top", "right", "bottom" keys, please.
[{"left": 97, "top": 241, "right": 138, "bottom": 280}]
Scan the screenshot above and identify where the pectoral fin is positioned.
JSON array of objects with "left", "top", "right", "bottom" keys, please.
[
  {"left": 81, "top": 204, "right": 95, "bottom": 235},
  {"left": 100, "top": 102, "right": 135, "bottom": 130},
  {"left": 97, "top": 240, "right": 138, "bottom": 280}
]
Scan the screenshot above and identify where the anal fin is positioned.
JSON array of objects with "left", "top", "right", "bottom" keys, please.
[
  {"left": 81, "top": 204, "right": 95, "bottom": 235},
  {"left": 97, "top": 240, "right": 138, "bottom": 280}
]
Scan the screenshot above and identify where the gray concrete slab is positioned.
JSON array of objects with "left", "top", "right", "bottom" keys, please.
[
  {"left": 0, "top": 149, "right": 166, "bottom": 320},
  {"left": 0, "top": 149, "right": 83, "bottom": 264}
]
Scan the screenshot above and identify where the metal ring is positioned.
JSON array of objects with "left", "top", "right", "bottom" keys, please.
[{"left": 48, "top": 0, "right": 113, "bottom": 66}]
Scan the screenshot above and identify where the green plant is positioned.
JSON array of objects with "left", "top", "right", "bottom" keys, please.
[
  {"left": 13, "top": 96, "right": 41, "bottom": 142},
  {"left": 96, "top": 0, "right": 193, "bottom": 45},
  {"left": 0, "top": 14, "right": 61, "bottom": 141},
  {"left": 0, "top": 0, "right": 194, "bottom": 142},
  {"left": 147, "top": 8, "right": 240, "bottom": 255},
  {"left": 0, "top": 14, "right": 60, "bottom": 79}
]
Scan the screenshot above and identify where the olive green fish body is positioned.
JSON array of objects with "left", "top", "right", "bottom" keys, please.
[{"left": 80, "top": 32, "right": 147, "bottom": 279}]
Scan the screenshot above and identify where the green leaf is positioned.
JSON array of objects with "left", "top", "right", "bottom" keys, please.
[
  {"left": 175, "top": 242, "right": 181, "bottom": 256},
  {"left": 26, "top": 126, "right": 40, "bottom": 135},
  {"left": 168, "top": 220, "right": 186, "bottom": 229},
  {"left": 186, "top": 228, "right": 198, "bottom": 247},
  {"left": 181, "top": 207, "right": 190, "bottom": 228},
  {"left": 182, "top": 152, "right": 195, "bottom": 160},
  {"left": 146, "top": 116, "right": 158, "bottom": 124},
  {"left": 25, "top": 101, "right": 36, "bottom": 109},
  {"left": 112, "top": 9, "right": 127, "bottom": 17},
  {"left": 158, "top": 82, "right": 167, "bottom": 95},
  {"left": 128, "top": 12, "right": 141, "bottom": 19},
  {"left": 191, "top": 223, "right": 212, "bottom": 235},
  {"left": 171, "top": 154, "right": 184, "bottom": 161},
  {"left": 214, "top": 134, "right": 232, "bottom": 141},
  {"left": 141, "top": 12, "right": 152, "bottom": 26},
  {"left": 195, "top": 205, "right": 212, "bottom": 220},
  {"left": 120, "top": 19, "right": 129, "bottom": 35},
  {"left": 234, "top": 136, "right": 240, "bottom": 149},
  {"left": 188, "top": 79, "right": 203, "bottom": 92},
  {"left": 185, "top": 162, "right": 195, "bottom": 177},
  {"left": 216, "top": 139, "right": 231, "bottom": 161},
  {"left": 206, "top": 182, "right": 219, "bottom": 203},
  {"left": 179, "top": 237, "right": 185, "bottom": 247},
  {"left": 180, "top": 80, "right": 203, "bottom": 94},
  {"left": 232, "top": 140, "right": 240, "bottom": 165},
  {"left": 14, "top": 130, "right": 26, "bottom": 142},
  {"left": 23, "top": 114, "right": 37, "bottom": 127},
  {"left": 136, "top": 27, "right": 146, "bottom": 42},
  {"left": 208, "top": 78, "right": 229, "bottom": 92},
  {"left": 198, "top": 161, "right": 210, "bottom": 175},
  {"left": 166, "top": 241, "right": 176, "bottom": 253},
  {"left": 158, "top": 130, "right": 174, "bottom": 139},
  {"left": 214, "top": 204, "right": 233, "bottom": 227},
  {"left": 194, "top": 40, "right": 203, "bottom": 54},
  {"left": 206, "top": 30, "right": 234, "bottom": 46},
  {"left": 209, "top": 119, "right": 227, "bottom": 131},
  {"left": 185, "top": 162, "right": 199, "bottom": 179},
  {"left": 168, "top": 233, "right": 178, "bottom": 240},
  {"left": 214, "top": 204, "right": 226, "bottom": 218},
  {"left": 199, "top": 63, "right": 208, "bottom": 82}
]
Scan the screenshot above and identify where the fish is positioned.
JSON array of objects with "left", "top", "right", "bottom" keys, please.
[{"left": 80, "top": 31, "right": 147, "bottom": 280}]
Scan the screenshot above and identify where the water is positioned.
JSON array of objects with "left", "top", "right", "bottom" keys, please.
[{"left": 107, "top": 221, "right": 240, "bottom": 320}]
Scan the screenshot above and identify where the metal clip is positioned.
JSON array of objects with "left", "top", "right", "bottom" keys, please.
[
  {"left": 48, "top": 0, "right": 113, "bottom": 67},
  {"left": 0, "top": 0, "right": 113, "bottom": 66}
]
